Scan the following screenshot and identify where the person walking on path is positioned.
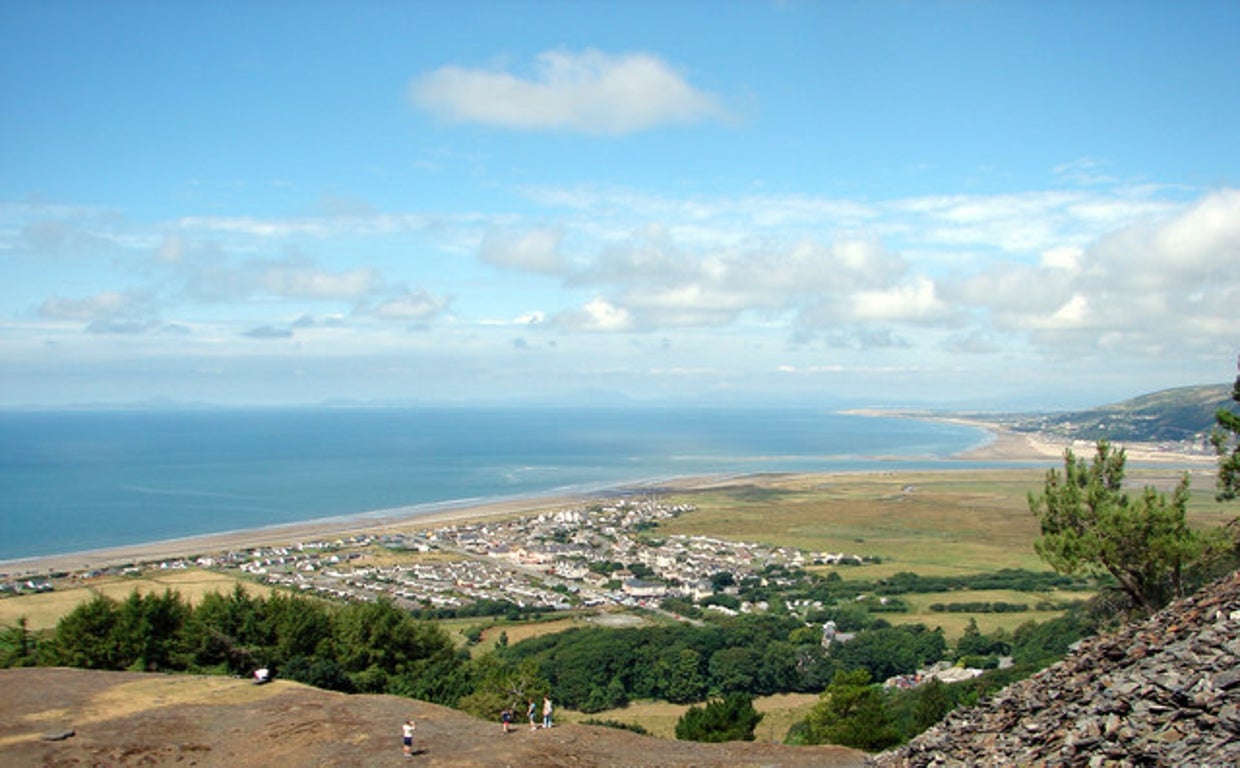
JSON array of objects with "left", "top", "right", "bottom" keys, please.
[
  {"left": 542, "top": 695, "right": 554, "bottom": 729},
  {"left": 501, "top": 706, "right": 513, "bottom": 734},
  {"left": 527, "top": 698, "right": 538, "bottom": 731},
  {"left": 402, "top": 719, "right": 416, "bottom": 758}
]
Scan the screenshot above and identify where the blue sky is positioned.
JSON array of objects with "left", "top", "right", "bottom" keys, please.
[{"left": 2, "top": 1, "right": 1237, "bottom": 409}]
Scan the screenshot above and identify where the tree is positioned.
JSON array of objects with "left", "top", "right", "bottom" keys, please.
[
  {"left": 1211, "top": 357, "right": 1240, "bottom": 501},
  {"left": 1029, "top": 441, "right": 1224, "bottom": 614},
  {"left": 456, "top": 656, "right": 547, "bottom": 719},
  {"left": 707, "top": 646, "right": 762, "bottom": 693},
  {"left": 51, "top": 593, "right": 121, "bottom": 669},
  {"left": 674, "top": 693, "right": 763, "bottom": 742},
  {"left": 828, "top": 625, "right": 945, "bottom": 682},
  {"left": 665, "top": 647, "right": 707, "bottom": 704},
  {"left": 913, "top": 678, "right": 953, "bottom": 731},
  {"left": 0, "top": 618, "right": 40, "bottom": 668},
  {"left": 801, "top": 669, "right": 899, "bottom": 751}
]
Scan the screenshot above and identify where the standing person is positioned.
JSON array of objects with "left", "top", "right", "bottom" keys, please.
[
  {"left": 542, "top": 695, "right": 553, "bottom": 729},
  {"left": 501, "top": 706, "right": 512, "bottom": 734},
  {"left": 527, "top": 698, "right": 537, "bottom": 731},
  {"left": 402, "top": 718, "right": 416, "bottom": 758}
]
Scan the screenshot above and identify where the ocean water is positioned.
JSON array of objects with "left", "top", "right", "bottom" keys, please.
[{"left": 0, "top": 406, "right": 989, "bottom": 562}]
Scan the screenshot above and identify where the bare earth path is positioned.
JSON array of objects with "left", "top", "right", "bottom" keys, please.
[{"left": 0, "top": 667, "right": 867, "bottom": 768}]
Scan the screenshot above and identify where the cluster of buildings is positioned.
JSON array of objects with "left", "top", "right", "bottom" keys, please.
[
  {"left": 0, "top": 578, "right": 54, "bottom": 596},
  {"left": 199, "top": 496, "right": 868, "bottom": 615},
  {"left": 1, "top": 495, "right": 874, "bottom": 627}
]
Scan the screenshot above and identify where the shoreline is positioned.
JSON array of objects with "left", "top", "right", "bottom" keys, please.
[{"left": 2, "top": 417, "right": 1216, "bottom": 579}]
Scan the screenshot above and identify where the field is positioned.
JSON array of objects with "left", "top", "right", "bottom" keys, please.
[
  {"left": 565, "top": 692, "right": 822, "bottom": 743},
  {"left": 0, "top": 569, "right": 268, "bottom": 631},
  {"left": 658, "top": 467, "right": 1231, "bottom": 578},
  {"left": 894, "top": 588, "right": 1087, "bottom": 637}
]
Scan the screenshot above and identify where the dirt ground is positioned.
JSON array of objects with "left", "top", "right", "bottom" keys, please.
[{"left": 0, "top": 667, "right": 868, "bottom": 768}]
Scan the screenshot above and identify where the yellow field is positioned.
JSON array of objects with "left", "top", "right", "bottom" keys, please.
[
  {"left": 0, "top": 569, "right": 269, "bottom": 631},
  {"left": 439, "top": 611, "right": 654, "bottom": 655},
  {"left": 564, "top": 691, "right": 821, "bottom": 743}
]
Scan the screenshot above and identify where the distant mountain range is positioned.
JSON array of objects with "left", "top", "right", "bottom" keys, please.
[{"left": 1000, "top": 383, "right": 1236, "bottom": 446}]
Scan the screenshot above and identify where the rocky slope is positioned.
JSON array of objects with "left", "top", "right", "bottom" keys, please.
[{"left": 872, "top": 569, "right": 1240, "bottom": 767}]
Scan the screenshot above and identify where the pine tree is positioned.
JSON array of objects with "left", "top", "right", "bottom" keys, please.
[
  {"left": 1029, "top": 441, "right": 1225, "bottom": 613},
  {"left": 1211, "top": 357, "right": 1240, "bottom": 501}
]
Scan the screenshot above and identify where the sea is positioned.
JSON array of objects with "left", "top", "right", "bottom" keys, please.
[{"left": 0, "top": 406, "right": 995, "bottom": 562}]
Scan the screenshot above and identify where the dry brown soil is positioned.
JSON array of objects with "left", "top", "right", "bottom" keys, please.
[{"left": 0, "top": 667, "right": 867, "bottom": 768}]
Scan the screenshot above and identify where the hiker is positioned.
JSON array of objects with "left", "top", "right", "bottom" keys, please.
[
  {"left": 501, "top": 706, "right": 513, "bottom": 734},
  {"left": 402, "top": 719, "right": 416, "bottom": 758},
  {"left": 542, "top": 695, "right": 553, "bottom": 728},
  {"left": 527, "top": 698, "right": 537, "bottom": 730}
]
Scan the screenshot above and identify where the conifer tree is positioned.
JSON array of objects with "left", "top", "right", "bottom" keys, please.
[
  {"left": 1029, "top": 441, "right": 1224, "bottom": 613},
  {"left": 1211, "top": 356, "right": 1240, "bottom": 501}
]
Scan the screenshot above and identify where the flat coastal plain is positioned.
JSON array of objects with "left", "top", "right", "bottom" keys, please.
[{"left": 1, "top": 417, "right": 1220, "bottom": 580}]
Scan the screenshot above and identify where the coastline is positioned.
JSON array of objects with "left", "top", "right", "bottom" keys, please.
[
  {"left": 0, "top": 493, "right": 588, "bottom": 578},
  {"left": 0, "top": 474, "right": 733, "bottom": 578},
  {"left": 2, "top": 415, "right": 1215, "bottom": 579},
  {"left": 848, "top": 408, "right": 1221, "bottom": 466}
]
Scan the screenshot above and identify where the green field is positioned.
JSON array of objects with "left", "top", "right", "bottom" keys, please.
[
  {"left": 659, "top": 467, "right": 1231, "bottom": 578},
  {"left": 893, "top": 588, "right": 1086, "bottom": 637}
]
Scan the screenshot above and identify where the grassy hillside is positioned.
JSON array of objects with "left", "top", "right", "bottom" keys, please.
[{"left": 1007, "top": 383, "right": 1234, "bottom": 444}]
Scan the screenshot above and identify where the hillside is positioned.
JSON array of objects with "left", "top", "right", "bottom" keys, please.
[
  {"left": 872, "top": 568, "right": 1240, "bottom": 767},
  {"left": 11, "top": 565, "right": 1240, "bottom": 767},
  {"left": 0, "top": 667, "right": 865, "bottom": 768},
  {"left": 1004, "top": 383, "right": 1234, "bottom": 445}
]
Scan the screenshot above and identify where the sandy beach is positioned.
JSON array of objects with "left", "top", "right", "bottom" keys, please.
[
  {"left": 0, "top": 494, "right": 585, "bottom": 578},
  {"left": 0, "top": 474, "right": 734, "bottom": 578},
  {"left": 2, "top": 417, "right": 1214, "bottom": 579}
]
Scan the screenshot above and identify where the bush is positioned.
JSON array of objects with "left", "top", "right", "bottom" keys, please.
[
  {"left": 675, "top": 694, "right": 763, "bottom": 743},
  {"left": 581, "top": 718, "right": 649, "bottom": 735}
]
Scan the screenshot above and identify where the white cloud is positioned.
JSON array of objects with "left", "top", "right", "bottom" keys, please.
[
  {"left": 38, "top": 290, "right": 153, "bottom": 322},
  {"left": 1053, "top": 157, "right": 1119, "bottom": 186},
  {"left": 368, "top": 289, "right": 450, "bottom": 323},
  {"left": 554, "top": 297, "right": 634, "bottom": 331},
  {"left": 479, "top": 227, "right": 567, "bottom": 275},
  {"left": 851, "top": 276, "right": 950, "bottom": 322},
  {"left": 1041, "top": 294, "right": 1090, "bottom": 329},
  {"left": 953, "top": 188, "right": 1240, "bottom": 356},
  {"left": 260, "top": 261, "right": 380, "bottom": 300},
  {"left": 183, "top": 257, "right": 380, "bottom": 303},
  {"left": 8, "top": 181, "right": 1237, "bottom": 404},
  {"left": 177, "top": 212, "right": 435, "bottom": 239},
  {"left": 561, "top": 230, "right": 909, "bottom": 333},
  {"left": 410, "top": 49, "right": 726, "bottom": 135},
  {"left": 1039, "top": 246, "right": 1082, "bottom": 271}
]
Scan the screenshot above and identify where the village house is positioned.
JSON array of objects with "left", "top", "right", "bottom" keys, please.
[{"left": 622, "top": 578, "right": 666, "bottom": 599}]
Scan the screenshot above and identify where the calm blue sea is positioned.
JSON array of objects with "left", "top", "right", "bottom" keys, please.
[{"left": 0, "top": 407, "right": 990, "bottom": 562}]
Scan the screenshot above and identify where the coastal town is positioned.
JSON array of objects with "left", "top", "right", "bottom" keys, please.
[
  {"left": 11, "top": 495, "right": 870, "bottom": 621},
  {"left": 208, "top": 495, "right": 869, "bottom": 616}
]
